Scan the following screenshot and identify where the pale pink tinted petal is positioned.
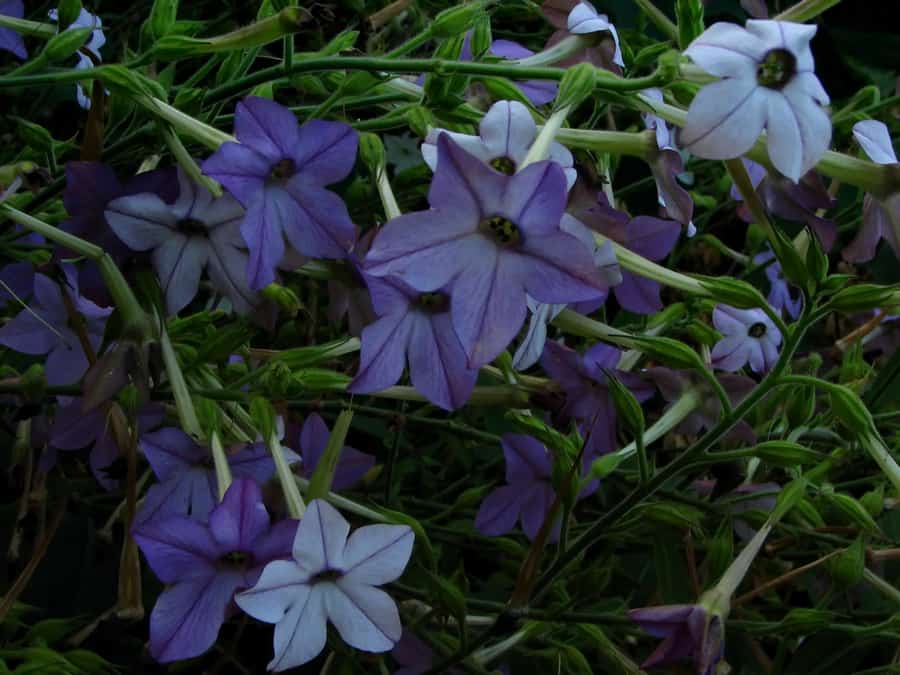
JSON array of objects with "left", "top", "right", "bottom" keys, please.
[
  {"left": 269, "top": 585, "right": 326, "bottom": 671},
  {"left": 104, "top": 193, "right": 176, "bottom": 250},
  {"left": 328, "top": 581, "right": 402, "bottom": 651},
  {"left": 853, "top": 120, "right": 897, "bottom": 165},
  {"left": 293, "top": 499, "right": 350, "bottom": 572},
  {"left": 479, "top": 100, "right": 537, "bottom": 163},
  {"left": 341, "top": 524, "right": 415, "bottom": 585},
  {"left": 685, "top": 22, "right": 763, "bottom": 78},
  {"left": 236, "top": 560, "right": 312, "bottom": 622},
  {"left": 681, "top": 78, "right": 766, "bottom": 159}
]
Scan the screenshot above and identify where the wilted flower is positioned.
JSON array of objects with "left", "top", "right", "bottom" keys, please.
[
  {"left": 628, "top": 603, "right": 724, "bottom": 675},
  {"left": 235, "top": 498, "right": 414, "bottom": 671},
  {"left": 541, "top": 341, "right": 655, "bottom": 455},
  {"left": 0, "top": 265, "right": 112, "bottom": 385},
  {"left": 348, "top": 275, "right": 478, "bottom": 410},
  {"left": 542, "top": 0, "right": 624, "bottom": 74},
  {"left": 365, "top": 134, "right": 612, "bottom": 368},
  {"left": 202, "top": 96, "right": 357, "bottom": 289},
  {"left": 681, "top": 20, "right": 831, "bottom": 182},
  {"left": 475, "top": 433, "right": 594, "bottom": 542},
  {"left": 48, "top": 8, "right": 106, "bottom": 109},
  {"left": 842, "top": 120, "right": 900, "bottom": 263},
  {"left": 133, "top": 479, "right": 296, "bottom": 663},
  {"left": 136, "top": 427, "right": 300, "bottom": 524},
  {"left": 296, "top": 413, "right": 375, "bottom": 490},
  {"left": 753, "top": 248, "right": 801, "bottom": 319},
  {"left": 422, "top": 100, "right": 576, "bottom": 189},
  {"left": 105, "top": 166, "right": 259, "bottom": 315},
  {"left": 0, "top": 0, "right": 27, "bottom": 59},
  {"left": 327, "top": 229, "right": 375, "bottom": 337},
  {"left": 711, "top": 305, "right": 782, "bottom": 373}
]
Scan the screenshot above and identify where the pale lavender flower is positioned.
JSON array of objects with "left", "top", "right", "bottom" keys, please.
[
  {"left": 364, "top": 135, "right": 612, "bottom": 368},
  {"left": 681, "top": 20, "right": 831, "bottom": 182},
  {"left": 711, "top": 305, "right": 782, "bottom": 373},
  {"left": 629, "top": 604, "right": 724, "bottom": 675},
  {"left": 48, "top": 8, "right": 105, "bottom": 109},
  {"left": 753, "top": 249, "right": 801, "bottom": 319},
  {"left": 512, "top": 297, "right": 565, "bottom": 371},
  {"left": 136, "top": 427, "right": 300, "bottom": 524},
  {"left": 235, "top": 499, "right": 414, "bottom": 671},
  {"left": 348, "top": 274, "right": 479, "bottom": 410},
  {"left": 0, "top": 0, "right": 27, "bottom": 59},
  {"left": 542, "top": 0, "right": 624, "bottom": 74},
  {"left": 475, "top": 433, "right": 595, "bottom": 542},
  {"left": 297, "top": 413, "right": 375, "bottom": 490},
  {"left": 0, "top": 265, "right": 112, "bottom": 385},
  {"left": 105, "top": 167, "right": 259, "bottom": 315},
  {"left": 133, "top": 479, "right": 297, "bottom": 663},
  {"left": 486, "top": 40, "right": 559, "bottom": 106},
  {"left": 422, "top": 100, "right": 576, "bottom": 189},
  {"left": 202, "top": 97, "right": 357, "bottom": 289},
  {"left": 565, "top": 1, "right": 624, "bottom": 67},
  {"left": 843, "top": 120, "right": 900, "bottom": 263}
]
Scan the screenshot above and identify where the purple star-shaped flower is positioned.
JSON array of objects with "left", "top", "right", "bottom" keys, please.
[
  {"left": 364, "top": 135, "right": 611, "bottom": 368},
  {"left": 105, "top": 167, "right": 260, "bottom": 316},
  {"left": 572, "top": 191, "right": 681, "bottom": 314},
  {"left": 348, "top": 274, "right": 479, "bottom": 410},
  {"left": 235, "top": 499, "right": 414, "bottom": 670},
  {"left": 297, "top": 413, "right": 375, "bottom": 490},
  {"left": 202, "top": 96, "right": 358, "bottom": 290},
  {"left": 628, "top": 603, "right": 724, "bottom": 675},
  {"left": 541, "top": 0, "right": 624, "bottom": 74},
  {"left": 51, "top": 399, "right": 164, "bottom": 491},
  {"left": 475, "top": 433, "right": 595, "bottom": 542},
  {"left": 0, "top": 0, "right": 27, "bottom": 59},
  {"left": 711, "top": 305, "right": 782, "bottom": 374},
  {"left": 0, "top": 265, "right": 112, "bottom": 385},
  {"left": 842, "top": 120, "right": 900, "bottom": 263},
  {"left": 541, "top": 341, "right": 655, "bottom": 456},
  {"left": 133, "top": 478, "right": 297, "bottom": 663},
  {"left": 753, "top": 248, "right": 801, "bottom": 319},
  {"left": 136, "top": 427, "right": 300, "bottom": 524}
]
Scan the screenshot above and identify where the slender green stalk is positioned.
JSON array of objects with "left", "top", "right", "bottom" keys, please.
[
  {"left": 522, "top": 105, "right": 571, "bottom": 168},
  {"left": 513, "top": 35, "right": 593, "bottom": 67},
  {"left": 159, "top": 325, "right": 203, "bottom": 441},
  {"left": 268, "top": 431, "right": 306, "bottom": 518},
  {"left": 862, "top": 568, "right": 900, "bottom": 607},
  {"left": 633, "top": 0, "right": 679, "bottom": 42},
  {"left": 142, "top": 97, "right": 235, "bottom": 150},
  {"left": 0, "top": 15, "right": 57, "bottom": 38},
  {"left": 209, "top": 431, "right": 233, "bottom": 499},
  {"left": 554, "top": 127, "right": 655, "bottom": 159},
  {"left": 775, "top": 0, "right": 843, "bottom": 22}
]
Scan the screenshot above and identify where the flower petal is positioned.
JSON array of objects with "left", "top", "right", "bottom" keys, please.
[
  {"left": 132, "top": 516, "right": 218, "bottom": 583},
  {"left": 475, "top": 485, "right": 526, "bottom": 536},
  {"left": 153, "top": 235, "right": 208, "bottom": 314},
  {"left": 235, "top": 559, "right": 312, "bottom": 622},
  {"left": 241, "top": 189, "right": 288, "bottom": 290},
  {"left": 505, "top": 161, "right": 567, "bottom": 234},
  {"left": 104, "top": 192, "right": 176, "bottom": 250},
  {"left": 235, "top": 96, "right": 301, "bottom": 163},
  {"left": 429, "top": 134, "right": 504, "bottom": 217},
  {"left": 140, "top": 427, "right": 206, "bottom": 480},
  {"left": 348, "top": 311, "right": 415, "bottom": 395},
  {"left": 202, "top": 142, "right": 270, "bottom": 207},
  {"left": 853, "top": 120, "right": 897, "bottom": 165},
  {"left": 328, "top": 581, "right": 402, "bottom": 651},
  {"left": 685, "top": 22, "right": 764, "bottom": 78},
  {"left": 282, "top": 181, "right": 356, "bottom": 258},
  {"left": 293, "top": 499, "right": 350, "bottom": 573},
  {"left": 341, "top": 524, "right": 415, "bottom": 585},
  {"left": 407, "top": 311, "right": 477, "bottom": 410},
  {"left": 208, "top": 478, "right": 270, "bottom": 552},
  {"left": 503, "top": 434, "right": 553, "bottom": 484},
  {"left": 479, "top": 100, "right": 537, "bottom": 164},
  {"left": 268, "top": 585, "right": 327, "bottom": 671},
  {"left": 293, "top": 120, "right": 358, "bottom": 186},
  {"left": 681, "top": 78, "right": 766, "bottom": 160}
]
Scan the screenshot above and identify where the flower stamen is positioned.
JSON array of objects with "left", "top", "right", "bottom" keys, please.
[{"left": 480, "top": 215, "right": 523, "bottom": 247}]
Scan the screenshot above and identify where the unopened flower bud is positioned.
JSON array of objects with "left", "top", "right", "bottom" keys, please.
[{"left": 431, "top": 2, "right": 485, "bottom": 38}]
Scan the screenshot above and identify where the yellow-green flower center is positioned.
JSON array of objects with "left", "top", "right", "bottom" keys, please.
[
  {"left": 479, "top": 215, "right": 522, "bottom": 247},
  {"left": 757, "top": 49, "right": 796, "bottom": 90}
]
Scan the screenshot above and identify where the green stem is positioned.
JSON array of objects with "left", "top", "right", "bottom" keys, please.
[
  {"left": 522, "top": 105, "right": 571, "bottom": 168},
  {"left": 633, "top": 0, "right": 679, "bottom": 42},
  {"left": 862, "top": 568, "right": 900, "bottom": 607},
  {"left": 513, "top": 35, "right": 594, "bottom": 67},
  {"left": 141, "top": 97, "right": 235, "bottom": 150},
  {"left": 554, "top": 127, "right": 655, "bottom": 159},
  {"left": 269, "top": 431, "right": 306, "bottom": 518},
  {"left": 775, "top": 0, "right": 843, "bottom": 22},
  {"left": 550, "top": 309, "right": 636, "bottom": 349},
  {"left": 2, "top": 204, "right": 103, "bottom": 259},
  {"left": 159, "top": 324, "right": 203, "bottom": 441},
  {"left": 0, "top": 15, "right": 57, "bottom": 38},
  {"left": 209, "top": 431, "right": 233, "bottom": 499},
  {"left": 596, "top": 234, "right": 712, "bottom": 297}
]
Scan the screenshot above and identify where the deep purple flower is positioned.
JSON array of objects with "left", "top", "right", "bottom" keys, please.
[
  {"left": 732, "top": 158, "right": 836, "bottom": 250},
  {"left": 105, "top": 167, "right": 259, "bottom": 316},
  {"left": 136, "top": 427, "right": 299, "bottom": 524},
  {"left": 422, "top": 100, "right": 576, "bottom": 189},
  {"left": 392, "top": 630, "right": 465, "bottom": 675},
  {"left": 297, "top": 413, "right": 375, "bottom": 490},
  {"left": 541, "top": 341, "right": 655, "bottom": 455},
  {"left": 571, "top": 191, "right": 681, "bottom": 314},
  {"left": 0, "top": 262, "right": 34, "bottom": 310},
  {"left": 0, "top": 0, "right": 27, "bottom": 59},
  {"left": 133, "top": 479, "right": 296, "bottom": 663},
  {"left": 628, "top": 603, "right": 724, "bottom": 675},
  {"left": 753, "top": 248, "right": 801, "bottom": 319},
  {"left": 51, "top": 399, "right": 164, "bottom": 491},
  {"left": 542, "top": 0, "right": 624, "bottom": 74},
  {"left": 235, "top": 499, "right": 414, "bottom": 670},
  {"left": 711, "top": 305, "right": 782, "bottom": 374},
  {"left": 0, "top": 265, "right": 112, "bottom": 385},
  {"left": 842, "top": 120, "right": 900, "bottom": 263},
  {"left": 365, "top": 135, "right": 611, "bottom": 368},
  {"left": 202, "top": 96, "right": 358, "bottom": 290},
  {"left": 348, "top": 274, "right": 479, "bottom": 410},
  {"left": 475, "top": 433, "right": 594, "bottom": 542},
  {"left": 328, "top": 229, "right": 376, "bottom": 337}
]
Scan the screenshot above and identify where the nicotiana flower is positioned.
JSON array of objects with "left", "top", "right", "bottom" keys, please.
[
  {"left": 0, "top": 262, "right": 34, "bottom": 310},
  {"left": 327, "top": 229, "right": 375, "bottom": 338},
  {"left": 542, "top": 0, "right": 624, "bottom": 74},
  {"left": 732, "top": 158, "right": 836, "bottom": 249},
  {"left": 51, "top": 399, "right": 164, "bottom": 491},
  {"left": 0, "top": 0, "right": 27, "bottom": 59},
  {"left": 296, "top": 413, "right": 375, "bottom": 490},
  {"left": 105, "top": 166, "right": 259, "bottom": 316},
  {"left": 48, "top": 8, "right": 106, "bottom": 109},
  {"left": 202, "top": 96, "right": 358, "bottom": 290},
  {"left": 485, "top": 40, "right": 559, "bottom": 106},
  {"left": 628, "top": 603, "right": 724, "bottom": 675},
  {"left": 711, "top": 305, "right": 782, "bottom": 374},
  {"left": 752, "top": 248, "right": 801, "bottom": 319},
  {"left": 133, "top": 479, "right": 297, "bottom": 663},
  {"left": 365, "top": 134, "right": 612, "bottom": 368},
  {"left": 422, "top": 100, "right": 577, "bottom": 189},
  {"left": 681, "top": 19, "right": 831, "bottom": 182},
  {"left": 571, "top": 191, "right": 681, "bottom": 314},
  {"left": 348, "top": 274, "right": 479, "bottom": 410},
  {"left": 842, "top": 120, "right": 900, "bottom": 263},
  {"left": 475, "top": 433, "right": 595, "bottom": 542},
  {"left": 136, "top": 427, "right": 299, "bottom": 525},
  {"left": 0, "top": 266, "right": 112, "bottom": 385},
  {"left": 541, "top": 341, "right": 655, "bottom": 456},
  {"left": 235, "top": 499, "right": 415, "bottom": 671}
]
